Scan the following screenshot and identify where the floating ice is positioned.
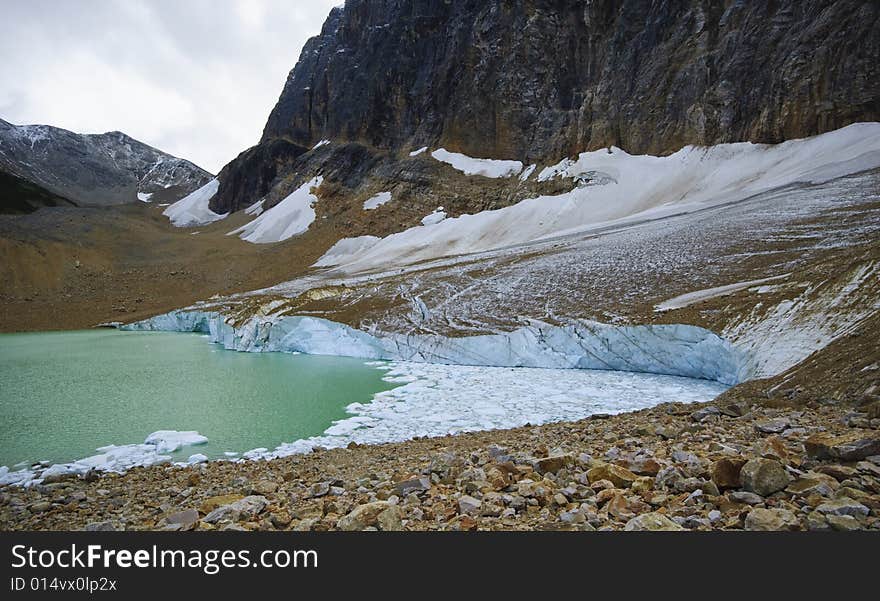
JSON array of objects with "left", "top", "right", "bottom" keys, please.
[
  {"left": 263, "top": 361, "right": 728, "bottom": 458},
  {"left": 0, "top": 430, "right": 209, "bottom": 487},
  {"left": 144, "top": 430, "right": 208, "bottom": 453}
]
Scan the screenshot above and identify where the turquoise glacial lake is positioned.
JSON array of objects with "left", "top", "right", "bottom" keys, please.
[{"left": 0, "top": 329, "right": 394, "bottom": 469}]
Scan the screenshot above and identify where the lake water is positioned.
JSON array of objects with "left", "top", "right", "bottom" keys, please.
[
  {"left": 0, "top": 329, "right": 393, "bottom": 470},
  {"left": 0, "top": 329, "right": 728, "bottom": 485}
]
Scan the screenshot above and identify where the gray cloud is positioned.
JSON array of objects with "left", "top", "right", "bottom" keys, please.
[{"left": 0, "top": 0, "right": 340, "bottom": 173}]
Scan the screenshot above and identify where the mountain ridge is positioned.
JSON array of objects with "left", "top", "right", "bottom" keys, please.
[{"left": 0, "top": 118, "right": 213, "bottom": 208}]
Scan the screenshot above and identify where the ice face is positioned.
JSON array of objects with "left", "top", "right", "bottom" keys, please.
[{"left": 123, "top": 310, "right": 745, "bottom": 384}]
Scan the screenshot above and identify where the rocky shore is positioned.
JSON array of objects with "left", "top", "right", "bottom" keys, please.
[{"left": 2, "top": 397, "right": 878, "bottom": 532}]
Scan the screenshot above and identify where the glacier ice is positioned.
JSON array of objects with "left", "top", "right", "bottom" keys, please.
[{"left": 122, "top": 309, "right": 746, "bottom": 384}]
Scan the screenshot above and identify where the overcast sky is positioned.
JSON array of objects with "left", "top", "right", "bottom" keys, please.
[{"left": 0, "top": 0, "right": 340, "bottom": 173}]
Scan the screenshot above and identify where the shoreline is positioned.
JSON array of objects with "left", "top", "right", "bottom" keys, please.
[
  {"left": 0, "top": 351, "right": 727, "bottom": 488},
  {"left": 3, "top": 397, "right": 877, "bottom": 531}
]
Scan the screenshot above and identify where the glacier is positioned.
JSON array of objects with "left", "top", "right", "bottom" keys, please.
[{"left": 122, "top": 309, "right": 747, "bottom": 385}]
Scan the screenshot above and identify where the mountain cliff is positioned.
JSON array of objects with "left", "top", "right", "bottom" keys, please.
[
  {"left": 0, "top": 119, "right": 213, "bottom": 208},
  {"left": 210, "top": 0, "right": 879, "bottom": 215}
]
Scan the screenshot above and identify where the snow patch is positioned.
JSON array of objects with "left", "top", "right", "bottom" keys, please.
[
  {"left": 431, "top": 148, "right": 523, "bottom": 178},
  {"left": 655, "top": 274, "right": 791, "bottom": 312},
  {"left": 312, "top": 139, "right": 330, "bottom": 150},
  {"left": 244, "top": 198, "right": 265, "bottom": 217},
  {"left": 229, "top": 177, "right": 323, "bottom": 244},
  {"left": 163, "top": 179, "right": 226, "bottom": 227},
  {"left": 137, "top": 192, "right": 153, "bottom": 203},
  {"left": 421, "top": 207, "right": 447, "bottom": 226},
  {"left": 409, "top": 146, "right": 428, "bottom": 157},
  {"left": 363, "top": 191, "right": 392, "bottom": 210},
  {"left": 520, "top": 164, "right": 537, "bottom": 181}
]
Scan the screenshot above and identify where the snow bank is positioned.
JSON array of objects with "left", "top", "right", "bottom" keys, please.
[
  {"left": 123, "top": 310, "right": 746, "bottom": 385},
  {"left": 0, "top": 430, "right": 208, "bottom": 487},
  {"left": 363, "top": 191, "right": 392, "bottom": 210},
  {"left": 319, "top": 123, "right": 880, "bottom": 273},
  {"left": 314, "top": 236, "right": 381, "bottom": 267},
  {"left": 229, "top": 176, "right": 323, "bottom": 244},
  {"left": 163, "top": 179, "right": 226, "bottom": 227},
  {"left": 244, "top": 198, "right": 265, "bottom": 217},
  {"left": 431, "top": 148, "right": 523, "bottom": 178},
  {"left": 654, "top": 275, "right": 791, "bottom": 312},
  {"left": 137, "top": 192, "right": 153, "bottom": 203}
]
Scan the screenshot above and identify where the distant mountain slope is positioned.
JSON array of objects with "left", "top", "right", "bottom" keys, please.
[
  {"left": 0, "top": 169, "right": 76, "bottom": 214},
  {"left": 0, "top": 118, "right": 213, "bottom": 207}
]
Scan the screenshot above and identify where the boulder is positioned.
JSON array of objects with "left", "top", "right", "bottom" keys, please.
[
  {"left": 377, "top": 505, "right": 404, "bottom": 531},
  {"left": 203, "top": 496, "right": 268, "bottom": 523},
  {"left": 740, "top": 458, "right": 791, "bottom": 496},
  {"left": 337, "top": 501, "right": 393, "bottom": 531},
  {"left": 458, "top": 495, "right": 482, "bottom": 516},
  {"left": 804, "top": 432, "right": 880, "bottom": 462},
  {"left": 711, "top": 458, "right": 746, "bottom": 490},
  {"left": 815, "top": 498, "right": 870, "bottom": 518},
  {"left": 587, "top": 464, "right": 638, "bottom": 488},
  {"left": 394, "top": 476, "right": 431, "bottom": 497},
  {"left": 744, "top": 508, "right": 801, "bottom": 531},
  {"left": 535, "top": 454, "right": 574, "bottom": 474},
  {"left": 164, "top": 508, "right": 199, "bottom": 527},
  {"left": 199, "top": 494, "right": 244, "bottom": 514},
  {"left": 624, "top": 512, "right": 684, "bottom": 531}
]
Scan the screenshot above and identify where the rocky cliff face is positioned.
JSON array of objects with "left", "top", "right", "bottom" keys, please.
[
  {"left": 0, "top": 119, "right": 213, "bottom": 207},
  {"left": 213, "top": 0, "right": 879, "bottom": 214}
]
